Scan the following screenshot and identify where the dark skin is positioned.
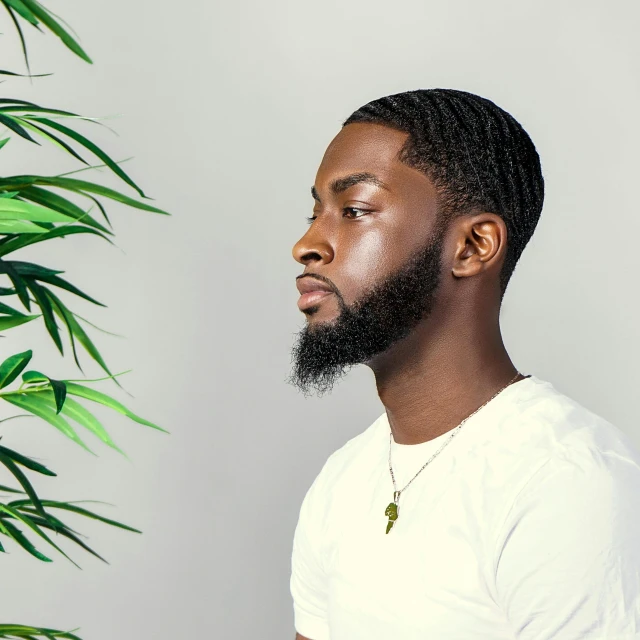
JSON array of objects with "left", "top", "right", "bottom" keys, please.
[{"left": 292, "top": 122, "right": 525, "bottom": 447}]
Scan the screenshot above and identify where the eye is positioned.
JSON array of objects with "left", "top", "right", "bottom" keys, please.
[
  {"left": 305, "top": 207, "right": 370, "bottom": 225},
  {"left": 343, "top": 207, "right": 369, "bottom": 219}
]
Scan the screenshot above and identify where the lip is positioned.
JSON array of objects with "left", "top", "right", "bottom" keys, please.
[
  {"left": 296, "top": 276, "right": 335, "bottom": 311},
  {"left": 297, "top": 290, "right": 333, "bottom": 311},
  {"left": 296, "top": 277, "right": 333, "bottom": 295}
]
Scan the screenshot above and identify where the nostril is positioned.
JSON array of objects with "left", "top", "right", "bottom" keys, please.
[{"left": 302, "top": 250, "right": 322, "bottom": 263}]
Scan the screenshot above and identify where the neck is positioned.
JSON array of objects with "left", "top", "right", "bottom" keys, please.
[{"left": 369, "top": 306, "right": 521, "bottom": 445}]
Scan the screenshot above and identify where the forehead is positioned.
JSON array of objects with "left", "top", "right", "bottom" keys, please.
[
  {"left": 319, "top": 122, "right": 408, "bottom": 176},
  {"left": 315, "top": 122, "right": 435, "bottom": 200}
]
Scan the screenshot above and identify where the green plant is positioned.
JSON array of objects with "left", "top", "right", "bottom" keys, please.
[{"left": 0, "top": 2, "right": 169, "bottom": 637}]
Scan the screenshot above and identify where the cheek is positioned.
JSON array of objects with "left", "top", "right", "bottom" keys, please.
[{"left": 336, "top": 221, "right": 420, "bottom": 301}]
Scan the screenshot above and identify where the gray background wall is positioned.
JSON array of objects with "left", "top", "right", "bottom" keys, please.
[{"left": 0, "top": 0, "right": 638, "bottom": 637}]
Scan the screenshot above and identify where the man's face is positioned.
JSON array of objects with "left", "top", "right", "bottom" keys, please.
[{"left": 288, "top": 122, "right": 448, "bottom": 396}]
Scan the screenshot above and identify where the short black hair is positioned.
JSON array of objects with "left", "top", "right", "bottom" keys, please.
[{"left": 343, "top": 88, "right": 544, "bottom": 298}]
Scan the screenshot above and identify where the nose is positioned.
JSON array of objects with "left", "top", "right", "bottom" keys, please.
[{"left": 292, "top": 225, "right": 334, "bottom": 266}]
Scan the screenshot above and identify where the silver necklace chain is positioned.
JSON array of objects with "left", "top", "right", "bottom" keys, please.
[{"left": 388, "top": 372, "right": 523, "bottom": 499}]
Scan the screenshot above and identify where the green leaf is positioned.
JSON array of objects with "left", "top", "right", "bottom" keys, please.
[
  {"left": 1, "top": 393, "right": 95, "bottom": 454},
  {"left": 69, "top": 311, "right": 123, "bottom": 337},
  {"left": 0, "top": 112, "right": 37, "bottom": 142},
  {"left": 0, "top": 137, "right": 9, "bottom": 149},
  {"left": 3, "top": 260, "right": 31, "bottom": 308},
  {"left": 0, "top": 504, "right": 80, "bottom": 569},
  {"left": 0, "top": 258, "right": 106, "bottom": 307},
  {"left": 13, "top": 509, "right": 108, "bottom": 563},
  {"left": 3, "top": 0, "right": 38, "bottom": 24},
  {"left": 0, "top": 442, "right": 57, "bottom": 476},
  {"left": 46, "top": 291, "right": 82, "bottom": 370},
  {"left": 0, "top": 517, "right": 53, "bottom": 562},
  {"left": 0, "top": 191, "right": 19, "bottom": 198},
  {"left": 0, "top": 300, "right": 27, "bottom": 315},
  {"left": 0, "top": 223, "right": 112, "bottom": 260},
  {"left": 47, "top": 289, "right": 117, "bottom": 383},
  {"left": 0, "top": 502, "right": 79, "bottom": 567},
  {"left": 17, "top": 117, "right": 90, "bottom": 165},
  {"left": 0, "top": 449, "right": 50, "bottom": 521},
  {"left": 29, "top": 116, "right": 144, "bottom": 196},
  {"left": 2, "top": 260, "right": 63, "bottom": 278},
  {"left": 20, "top": 0, "right": 92, "bottom": 63},
  {"left": 50, "top": 379, "right": 66, "bottom": 413},
  {"left": 0, "top": 175, "right": 169, "bottom": 214},
  {"left": 0, "top": 313, "right": 39, "bottom": 330},
  {"left": 8, "top": 499, "right": 142, "bottom": 533},
  {"left": 17, "top": 372, "right": 66, "bottom": 412},
  {"left": 0, "top": 197, "right": 77, "bottom": 223},
  {"left": 0, "top": 349, "right": 32, "bottom": 388},
  {"left": 0, "top": 300, "right": 40, "bottom": 331},
  {"left": 28, "top": 390, "right": 121, "bottom": 451},
  {"left": 18, "top": 505, "right": 71, "bottom": 532},
  {"left": 22, "top": 369, "right": 49, "bottom": 384},
  {"left": 64, "top": 382, "right": 168, "bottom": 432},
  {"left": 58, "top": 394, "right": 125, "bottom": 454},
  {"left": 0, "top": 484, "right": 25, "bottom": 494},
  {"left": 0, "top": 98, "right": 42, "bottom": 107},
  {"left": 0, "top": 69, "right": 52, "bottom": 78},
  {"left": 24, "top": 280, "right": 63, "bottom": 353},
  {"left": 3, "top": 0, "right": 32, "bottom": 72},
  {"left": 0, "top": 219, "right": 54, "bottom": 233},
  {"left": 16, "top": 185, "right": 112, "bottom": 233},
  {"left": 0, "top": 623, "right": 83, "bottom": 639},
  {"left": 34, "top": 272, "right": 106, "bottom": 307},
  {"left": 0, "top": 103, "right": 81, "bottom": 117},
  {"left": 85, "top": 194, "right": 111, "bottom": 226}
]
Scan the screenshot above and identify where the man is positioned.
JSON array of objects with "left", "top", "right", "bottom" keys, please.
[{"left": 287, "top": 88, "right": 640, "bottom": 639}]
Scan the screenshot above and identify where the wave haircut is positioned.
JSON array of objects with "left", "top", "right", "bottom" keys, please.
[{"left": 343, "top": 89, "right": 545, "bottom": 298}]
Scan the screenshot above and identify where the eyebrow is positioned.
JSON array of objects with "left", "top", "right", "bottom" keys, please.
[{"left": 311, "top": 172, "right": 390, "bottom": 202}]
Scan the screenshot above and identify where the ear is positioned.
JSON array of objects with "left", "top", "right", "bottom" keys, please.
[{"left": 450, "top": 213, "right": 506, "bottom": 279}]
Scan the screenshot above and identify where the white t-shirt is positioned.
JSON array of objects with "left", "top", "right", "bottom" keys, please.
[{"left": 290, "top": 375, "right": 640, "bottom": 639}]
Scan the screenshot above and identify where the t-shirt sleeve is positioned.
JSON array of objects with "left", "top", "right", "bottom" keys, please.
[
  {"left": 494, "top": 450, "right": 640, "bottom": 639},
  {"left": 290, "top": 467, "right": 331, "bottom": 640}
]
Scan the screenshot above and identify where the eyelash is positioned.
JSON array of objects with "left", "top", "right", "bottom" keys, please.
[{"left": 306, "top": 207, "right": 369, "bottom": 224}]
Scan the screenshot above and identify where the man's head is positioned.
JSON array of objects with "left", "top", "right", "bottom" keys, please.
[{"left": 288, "top": 88, "right": 544, "bottom": 396}]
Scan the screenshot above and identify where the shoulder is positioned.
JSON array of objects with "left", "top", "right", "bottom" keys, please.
[
  {"left": 298, "top": 411, "right": 386, "bottom": 514},
  {"left": 489, "top": 377, "right": 640, "bottom": 488},
  {"left": 323, "top": 412, "right": 386, "bottom": 475},
  {"left": 492, "top": 385, "right": 640, "bottom": 638},
  {"left": 494, "top": 378, "right": 640, "bottom": 533},
  {"left": 468, "top": 377, "right": 640, "bottom": 551}
]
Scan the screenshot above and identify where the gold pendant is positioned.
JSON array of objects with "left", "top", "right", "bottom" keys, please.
[{"left": 384, "top": 491, "right": 400, "bottom": 534}]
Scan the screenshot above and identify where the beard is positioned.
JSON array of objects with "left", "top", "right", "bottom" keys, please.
[{"left": 287, "top": 223, "right": 447, "bottom": 397}]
